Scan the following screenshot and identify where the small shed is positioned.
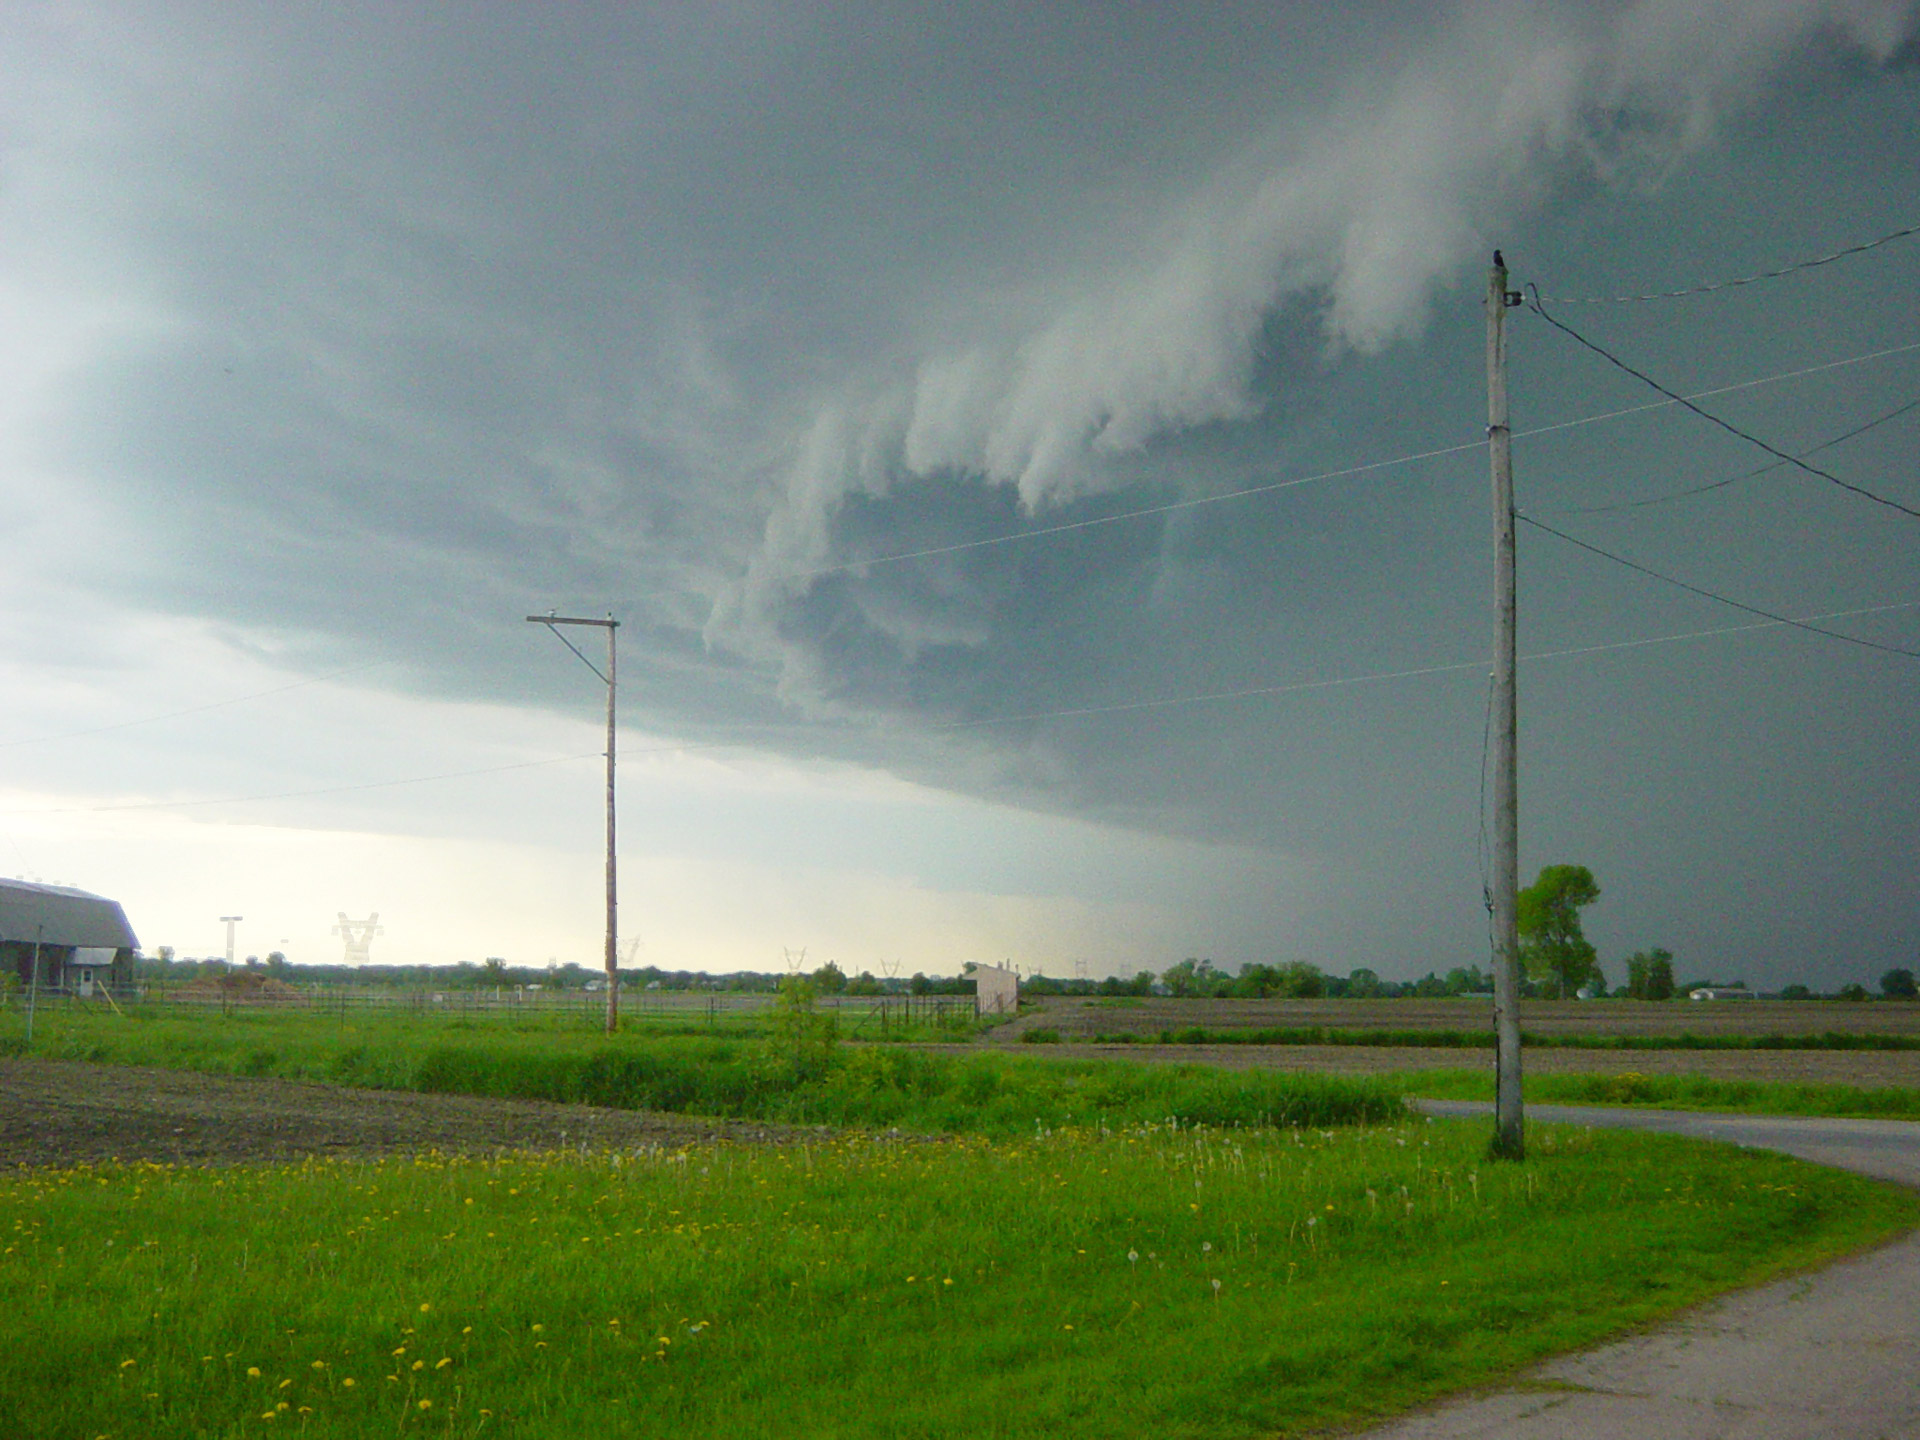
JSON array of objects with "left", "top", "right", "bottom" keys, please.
[
  {"left": 972, "top": 962, "right": 1019, "bottom": 1018},
  {"left": 0, "top": 880, "right": 139, "bottom": 997}
]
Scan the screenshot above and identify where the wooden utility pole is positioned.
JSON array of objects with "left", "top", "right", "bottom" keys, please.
[
  {"left": 527, "top": 612, "right": 622, "bottom": 1034},
  {"left": 1487, "top": 253, "right": 1525, "bottom": 1160}
]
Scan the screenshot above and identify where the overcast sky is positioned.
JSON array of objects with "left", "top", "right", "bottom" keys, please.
[{"left": 1, "top": 1, "right": 1915, "bottom": 987}]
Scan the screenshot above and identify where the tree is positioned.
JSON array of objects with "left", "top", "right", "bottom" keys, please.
[
  {"left": 479, "top": 957, "right": 508, "bottom": 987},
  {"left": 1517, "top": 864, "right": 1601, "bottom": 1000},
  {"left": 1272, "top": 961, "right": 1325, "bottom": 999},
  {"left": 1624, "top": 948, "right": 1675, "bottom": 1001},
  {"left": 1346, "top": 967, "right": 1383, "bottom": 999},
  {"left": 1779, "top": 983, "right": 1812, "bottom": 1001},
  {"left": 811, "top": 961, "right": 848, "bottom": 995},
  {"left": 1881, "top": 968, "right": 1918, "bottom": 1000}
]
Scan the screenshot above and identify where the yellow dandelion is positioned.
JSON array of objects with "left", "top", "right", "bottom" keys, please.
[
  {"left": 247, "top": 1367, "right": 262, "bottom": 1379},
  {"left": 119, "top": 1359, "right": 136, "bottom": 1369},
  {"left": 391, "top": 1347, "right": 407, "bottom": 1357},
  {"left": 461, "top": 1326, "right": 473, "bottom": 1335},
  {"left": 418, "top": 1399, "right": 432, "bottom": 1411},
  {"left": 310, "top": 1360, "right": 326, "bottom": 1370},
  {"left": 278, "top": 1379, "right": 292, "bottom": 1390},
  {"left": 436, "top": 1357, "right": 452, "bottom": 1370},
  {"left": 341, "top": 1378, "right": 357, "bottom": 1389},
  {"left": 530, "top": 1324, "right": 545, "bottom": 1334},
  {"left": 411, "top": 1360, "right": 425, "bottom": 1372}
]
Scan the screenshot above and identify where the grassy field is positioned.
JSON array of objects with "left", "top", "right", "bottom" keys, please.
[
  {"left": 6, "top": 1118, "right": 1915, "bottom": 1439},
  {"left": 0, "top": 1006, "right": 1403, "bottom": 1137},
  {"left": 1059, "top": 1024, "right": 1920, "bottom": 1052},
  {"left": 1402, "top": 1066, "right": 1920, "bottom": 1120}
]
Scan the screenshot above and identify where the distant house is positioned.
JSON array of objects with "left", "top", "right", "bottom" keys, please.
[
  {"left": 0, "top": 880, "right": 139, "bottom": 997},
  {"left": 1688, "top": 986, "right": 1755, "bottom": 1001}
]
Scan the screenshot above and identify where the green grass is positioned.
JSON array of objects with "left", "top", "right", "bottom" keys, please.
[
  {"left": 5, "top": 1118, "right": 1913, "bottom": 1439},
  {"left": 1087, "top": 1025, "right": 1920, "bottom": 1051},
  {"left": 1404, "top": 1068, "right": 1920, "bottom": 1120},
  {"left": 0, "top": 1006, "right": 1401, "bottom": 1137}
]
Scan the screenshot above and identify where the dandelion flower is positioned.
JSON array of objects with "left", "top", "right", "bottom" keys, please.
[
  {"left": 1127, "top": 1250, "right": 1138, "bottom": 1264},
  {"left": 119, "top": 1359, "right": 136, "bottom": 1370},
  {"left": 411, "top": 1360, "right": 425, "bottom": 1372},
  {"left": 310, "top": 1360, "right": 326, "bottom": 1371},
  {"left": 419, "top": 1303, "right": 431, "bottom": 1314},
  {"left": 418, "top": 1399, "right": 432, "bottom": 1411},
  {"left": 247, "top": 1367, "right": 262, "bottom": 1379},
  {"left": 530, "top": 1324, "right": 544, "bottom": 1334},
  {"left": 341, "top": 1379, "right": 357, "bottom": 1389},
  {"left": 436, "top": 1357, "right": 452, "bottom": 1370}
]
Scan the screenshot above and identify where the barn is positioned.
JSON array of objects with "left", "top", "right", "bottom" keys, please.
[{"left": 0, "top": 879, "right": 140, "bottom": 998}]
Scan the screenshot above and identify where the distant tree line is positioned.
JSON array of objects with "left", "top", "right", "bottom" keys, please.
[{"left": 128, "top": 932, "right": 1917, "bottom": 1003}]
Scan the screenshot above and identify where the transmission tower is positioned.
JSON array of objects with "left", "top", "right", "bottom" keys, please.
[{"left": 332, "top": 913, "right": 384, "bottom": 966}]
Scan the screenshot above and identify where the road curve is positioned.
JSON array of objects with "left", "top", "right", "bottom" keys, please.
[{"left": 1355, "top": 1101, "right": 1920, "bottom": 1439}]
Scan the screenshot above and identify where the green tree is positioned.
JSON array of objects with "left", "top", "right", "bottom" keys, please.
[
  {"left": 1517, "top": 864, "right": 1602, "bottom": 1000},
  {"left": 772, "top": 976, "right": 838, "bottom": 1078},
  {"left": 1346, "top": 967, "right": 1383, "bottom": 998},
  {"left": 1272, "top": 961, "right": 1325, "bottom": 999},
  {"left": 479, "top": 957, "right": 509, "bottom": 987},
  {"left": 811, "top": 961, "right": 848, "bottom": 995},
  {"left": 1624, "top": 948, "right": 1674, "bottom": 1000},
  {"left": 1881, "top": 968, "right": 1917, "bottom": 999},
  {"left": 1779, "top": 983, "right": 1812, "bottom": 1001},
  {"left": 1160, "top": 958, "right": 1223, "bottom": 998}
]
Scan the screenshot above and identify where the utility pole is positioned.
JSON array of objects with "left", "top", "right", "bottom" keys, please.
[
  {"left": 220, "top": 916, "right": 243, "bottom": 967},
  {"left": 1487, "top": 251, "right": 1525, "bottom": 1160},
  {"left": 528, "top": 612, "right": 622, "bottom": 1034},
  {"left": 24, "top": 925, "right": 42, "bottom": 1047}
]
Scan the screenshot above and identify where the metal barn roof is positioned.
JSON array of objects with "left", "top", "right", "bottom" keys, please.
[{"left": 0, "top": 880, "right": 139, "bottom": 950}]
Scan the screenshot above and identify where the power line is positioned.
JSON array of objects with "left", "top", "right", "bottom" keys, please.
[
  {"left": 771, "top": 338, "right": 1920, "bottom": 582},
  {"left": 1517, "top": 514, "right": 1920, "bottom": 658},
  {"left": 0, "top": 660, "right": 388, "bottom": 751},
  {"left": 1527, "top": 291, "right": 1920, "bottom": 520},
  {"left": 1556, "top": 396, "right": 1920, "bottom": 516},
  {"left": 1538, "top": 219, "right": 1920, "bottom": 303},
  {"left": 8, "top": 597, "right": 1914, "bottom": 817},
  {"left": 931, "top": 597, "right": 1920, "bottom": 730}
]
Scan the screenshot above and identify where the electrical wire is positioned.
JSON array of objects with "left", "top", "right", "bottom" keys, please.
[
  {"left": 7, "top": 597, "right": 1914, "bottom": 817},
  {"left": 1527, "top": 290, "right": 1920, "bottom": 520},
  {"left": 1517, "top": 514, "right": 1920, "bottom": 658},
  {"left": 773, "top": 337, "right": 1920, "bottom": 582},
  {"left": 1556, "top": 396, "right": 1920, "bottom": 516},
  {"left": 0, "top": 660, "right": 388, "bottom": 751},
  {"left": 1537, "top": 220, "right": 1920, "bottom": 303},
  {"left": 930, "top": 598, "right": 1920, "bottom": 730}
]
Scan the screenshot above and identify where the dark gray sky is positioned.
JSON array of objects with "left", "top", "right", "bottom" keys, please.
[{"left": 0, "top": 2, "right": 1914, "bottom": 984}]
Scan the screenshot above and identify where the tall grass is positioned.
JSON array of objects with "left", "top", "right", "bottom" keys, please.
[
  {"left": 4, "top": 1118, "right": 1912, "bottom": 1439},
  {"left": 0, "top": 1006, "right": 1403, "bottom": 1137},
  {"left": 1404, "top": 1068, "right": 1920, "bottom": 1120},
  {"left": 1087, "top": 1025, "right": 1920, "bottom": 1051}
]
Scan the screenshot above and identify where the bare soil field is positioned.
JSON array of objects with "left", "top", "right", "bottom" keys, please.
[
  {"left": 1011, "top": 995, "right": 1920, "bottom": 1040},
  {"left": 0, "top": 1059, "right": 820, "bottom": 1169}
]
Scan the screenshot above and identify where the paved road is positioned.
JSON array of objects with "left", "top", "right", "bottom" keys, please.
[{"left": 1357, "top": 1102, "right": 1920, "bottom": 1439}]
